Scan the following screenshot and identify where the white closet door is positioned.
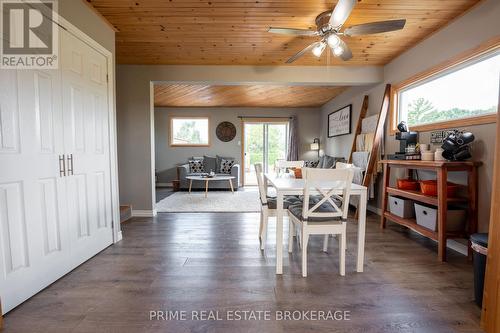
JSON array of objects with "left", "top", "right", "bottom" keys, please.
[
  {"left": 0, "top": 28, "right": 114, "bottom": 314},
  {"left": 61, "top": 29, "right": 113, "bottom": 266},
  {"left": 0, "top": 68, "right": 71, "bottom": 313}
]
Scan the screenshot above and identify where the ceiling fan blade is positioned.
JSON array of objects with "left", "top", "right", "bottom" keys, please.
[
  {"left": 286, "top": 42, "right": 321, "bottom": 63},
  {"left": 329, "top": 0, "right": 357, "bottom": 29},
  {"left": 332, "top": 38, "right": 353, "bottom": 61},
  {"left": 343, "top": 19, "right": 407, "bottom": 36},
  {"left": 268, "top": 27, "right": 318, "bottom": 36}
]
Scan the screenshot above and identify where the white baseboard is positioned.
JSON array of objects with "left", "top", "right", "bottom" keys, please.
[
  {"left": 363, "top": 204, "right": 468, "bottom": 256},
  {"left": 367, "top": 204, "right": 382, "bottom": 216},
  {"left": 114, "top": 231, "right": 123, "bottom": 243},
  {"left": 132, "top": 209, "right": 158, "bottom": 217}
]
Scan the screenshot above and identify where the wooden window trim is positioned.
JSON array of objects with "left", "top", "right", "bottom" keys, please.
[
  {"left": 390, "top": 36, "right": 500, "bottom": 135},
  {"left": 169, "top": 116, "right": 211, "bottom": 147}
]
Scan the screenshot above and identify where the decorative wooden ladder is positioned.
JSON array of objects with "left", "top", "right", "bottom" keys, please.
[
  {"left": 349, "top": 84, "right": 391, "bottom": 216},
  {"left": 348, "top": 95, "right": 370, "bottom": 164}
]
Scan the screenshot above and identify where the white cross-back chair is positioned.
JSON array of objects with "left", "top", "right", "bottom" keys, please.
[
  {"left": 320, "top": 161, "right": 362, "bottom": 251},
  {"left": 287, "top": 167, "right": 354, "bottom": 277},
  {"left": 255, "top": 163, "right": 274, "bottom": 250},
  {"left": 255, "top": 163, "right": 300, "bottom": 250},
  {"left": 275, "top": 160, "right": 305, "bottom": 177}
]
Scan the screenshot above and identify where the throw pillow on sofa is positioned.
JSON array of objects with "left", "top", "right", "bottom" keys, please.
[
  {"left": 304, "top": 160, "right": 319, "bottom": 168},
  {"left": 220, "top": 159, "right": 235, "bottom": 174},
  {"left": 322, "top": 155, "right": 335, "bottom": 169},
  {"left": 316, "top": 155, "right": 325, "bottom": 168},
  {"left": 203, "top": 155, "right": 217, "bottom": 173},
  {"left": 189, "top": 160, "right": 204, "bottom": 173},
  {"left": 216, "top": 155, "right": 233, "bottom": 172}
]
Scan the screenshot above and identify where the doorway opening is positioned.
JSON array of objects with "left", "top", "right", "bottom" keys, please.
[{"left": 242, "top": 119, "right": 289, "bottom": 186}]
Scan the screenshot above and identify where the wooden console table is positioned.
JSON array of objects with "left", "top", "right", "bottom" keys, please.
[{"left": 379, "top": 160, "right": 482, "bottom": 262}]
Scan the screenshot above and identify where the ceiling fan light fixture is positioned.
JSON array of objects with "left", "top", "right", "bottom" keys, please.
[
  {"left": 333, "top": 46, "right": 344, "bottom": 56},
  {"left": 312, "top": 42, "right": 327, "bottom": 57},
  {"left": 271, "top": 3, "right": 406, "bottom": 63},
  {"left": 327, "top": 34, "right": 340, "bottom": 48}
]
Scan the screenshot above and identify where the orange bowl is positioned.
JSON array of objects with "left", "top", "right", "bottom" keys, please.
[
  {"left": 397, "top": 179, "right": 419, "bottom": 191},
  {"left": 419, "top": 180, "right": 459, "bottom": 197}
]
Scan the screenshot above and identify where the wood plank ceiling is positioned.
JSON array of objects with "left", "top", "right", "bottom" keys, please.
[
  {"left": 154, "top": 84, "right": 348, "bottom": 108},
  {"left": 87, "top": 0, "right": 481, "bottom": 66}
]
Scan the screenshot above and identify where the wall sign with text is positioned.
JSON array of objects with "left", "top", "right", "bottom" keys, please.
[
  {"left": 328, "top": 104, "right": 352, "bottom": 137},
  {"left": 430, "top": 129, "right": 457, "bottom": 144}
]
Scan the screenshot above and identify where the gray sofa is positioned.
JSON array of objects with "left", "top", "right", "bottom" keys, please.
[{"left": 177, "top": 155, "right": 240, "bottom": 190}]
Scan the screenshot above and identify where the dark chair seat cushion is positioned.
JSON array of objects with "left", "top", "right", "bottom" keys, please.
[
  {"left": 288, "top": 201, "right": 343, "bottom": 222},
  {"left": 299, "top": 195, "right": 324, "bottom": 204},
  {"left": 266, "top": 196, "right": 302, "bottom": 209}
]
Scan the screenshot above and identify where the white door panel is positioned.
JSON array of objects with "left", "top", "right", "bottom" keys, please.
[
  {"left": 38, "top": 178, "right": 63, "bottom": 254},
  {"left": 0, "top": 71, "right": 20, "bottom": 154},
  {"left": 0, "top": 182, "right": 29, "bottom": 273},
  {"left": 61, "top": 29, "right": 113, "bottom": 267},
  {"left": 34, "top": 71, "right": 57, "bottom": 154}
]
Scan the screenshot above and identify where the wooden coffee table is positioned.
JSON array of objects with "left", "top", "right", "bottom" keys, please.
[{"left": 186, "top": 175, "right": 235, "bottom": 198}]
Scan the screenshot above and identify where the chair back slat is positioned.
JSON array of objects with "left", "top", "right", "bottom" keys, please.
[
  {"left": 302, "top": 168, "right": 354, "bottom": 220},
  {"left": 254, "top": 163, "right": 268, "bottom": 204}
]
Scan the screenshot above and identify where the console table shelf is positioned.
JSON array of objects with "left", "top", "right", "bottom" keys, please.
[
  {"left": 385, "top": 187, "right": 468, "bottom": 206},
  {"left": 379, "top": 159, "right": 482, "bottom": 262}
]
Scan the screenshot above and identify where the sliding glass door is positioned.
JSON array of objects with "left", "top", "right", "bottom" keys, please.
[{"left": 243, "top": 120, "right": 288, "bottom": 186}]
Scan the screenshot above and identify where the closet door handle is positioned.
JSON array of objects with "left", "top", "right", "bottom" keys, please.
[
  {"left": 59, "top": 155, "right": 66, "bottom": 177},
  {"left": 67, "top": 154, "right": 74, "bottom": 176}
]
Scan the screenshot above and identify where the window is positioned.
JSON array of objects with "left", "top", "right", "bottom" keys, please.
[
  {"left": 392, "top": 42, "right": 499, "bottom": 132},
  {"left": 169, "top": 117, "right": 210, "bottom": 146}
]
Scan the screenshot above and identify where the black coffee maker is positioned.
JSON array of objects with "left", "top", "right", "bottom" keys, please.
[{"left": 388, "top": 122, "right": 419, "bottom": 160}]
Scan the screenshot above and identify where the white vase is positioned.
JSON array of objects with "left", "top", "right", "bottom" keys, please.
[
  {"left": 420, "top": 144, "right": 429, "bottom": 152},
  {"left": 434, "top": 148, "right": 445, "bottom": 161}
]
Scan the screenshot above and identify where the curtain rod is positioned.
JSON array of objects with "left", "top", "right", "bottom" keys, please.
[{"left": 237, "top": 116, "right": 293, "bottom": 119}]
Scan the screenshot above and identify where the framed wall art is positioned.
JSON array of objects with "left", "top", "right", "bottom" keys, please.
[{"left": 328, "top": 104, "right": 352, "bottom": 137}]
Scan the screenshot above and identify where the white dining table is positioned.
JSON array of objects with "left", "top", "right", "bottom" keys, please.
[{"left": 264, "top": 174, "right": 368, "bottom": 275}]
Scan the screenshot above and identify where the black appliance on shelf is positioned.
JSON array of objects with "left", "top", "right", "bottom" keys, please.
[
  {"left": 441, "top": 130, "right": 475, "bottom": 161},
  {"left": 387, "top": 121, "right": 420, "bottom": 160}
]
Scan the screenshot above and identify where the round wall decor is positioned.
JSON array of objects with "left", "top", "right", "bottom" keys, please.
[{"left": 216, "top": 121, "right": 237, "bottom": 142}]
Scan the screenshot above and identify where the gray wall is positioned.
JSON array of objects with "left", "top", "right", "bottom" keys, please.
[
  {"left": 321, "top": 0, "right": 500, "bottom": 232},
  {"left": 155, "top": 107, "right": 321, "bottom": 184},
  {"left": 58, "top": 0, "right": 115, "bottom": 54}
]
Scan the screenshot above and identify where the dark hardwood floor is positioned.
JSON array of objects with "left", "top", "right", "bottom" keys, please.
[{"left": 3, "top": 212, "right": 482, "bottom": 333}]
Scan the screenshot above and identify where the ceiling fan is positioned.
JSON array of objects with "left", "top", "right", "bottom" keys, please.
[{"left": 268, "top": 0, "right": 406, "bottom": 63}]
